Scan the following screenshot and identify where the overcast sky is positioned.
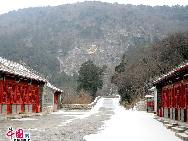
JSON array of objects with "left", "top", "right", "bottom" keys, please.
[{"left": 0, "top": 0, "right": 187, "bottom": 14}]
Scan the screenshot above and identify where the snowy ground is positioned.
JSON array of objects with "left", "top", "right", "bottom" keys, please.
[
  {"left": 0, "top": 97, "right": 182, "bottom": 141},
  {"left": 84, "top": 97, "right": 181, "bottom": 141}
]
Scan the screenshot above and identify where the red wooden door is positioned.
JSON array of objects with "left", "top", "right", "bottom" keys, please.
[
  {"left": 54, "top": 94, "right": 58, "bottom": 105},
  {"left": 7, "top": 104, "right": 12, "bottom": 114},
  {"left": 162, "top": 88, "right": 167, "bottom": 108},
  {"left": 31, "top": 89, "right": 37, "bottom": 113},
  {"left": 6, "top": 81, "right": 12, "bottom": 114},
  {"left": 54, "top": 93, "right": 59, "bottom": 110},
  {"left": 184, "top": 79, "right": 188, "bottom": 122},
  {"left": 169, "top": 86, "right": 173, "bottom": 108},
  {"left": 31, "top": 86, "right": 40, "bottom": 113},
  {"left": 0, "top": 80, "right": 3, "bottom": 114},
  {"left": 35, "top": 88, "right": 40, "bottom": 113},
  {"left": 0, "top": 80, "right": 3, "bottom": 104},
  {"left": 174, "top": 83, "right": 182, "bottom": 108}
]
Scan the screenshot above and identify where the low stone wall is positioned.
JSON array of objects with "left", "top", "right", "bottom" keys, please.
[
  {"left": 158, "top": 116, "right": 188, "bottom": 127},
  {"left": 0, "top": 104, "right": 33, "bottom": 114},
  {"left": 134, "top": 100, "right": 147, "bottom": 111},
  {"left": 103, "top": 95, "right": 120, "bottom": 98},
  {"left": 42, "top": 106, "right": 54, "bottom": 113},
  {"left": 61, "top": 96, "right": 101, "bottom": 110},
  {"left": 0, "top": 106, "right": 54, "bottom": 121},
  {"left": 61, "top": 104, "right": 92, "bottom": 110}
]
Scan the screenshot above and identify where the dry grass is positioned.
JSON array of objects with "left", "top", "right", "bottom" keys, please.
[
  {"left": 62, "top": 89, "right": 92, "bottom": 104},
  {"left": 122, "top": 96, "right": 142, "bottom": 109}
]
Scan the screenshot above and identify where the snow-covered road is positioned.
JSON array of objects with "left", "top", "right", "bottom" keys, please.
[
  {"left": 84, "top": 97, "right": 182, "bottom": 141},
  {"left": 0, "top": 97, "right": 182, "bottom": 141}
]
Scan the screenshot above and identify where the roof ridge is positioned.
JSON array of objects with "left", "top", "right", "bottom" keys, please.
[
  {"left": 153, "top": 61, "right": 188, "bottom": 85},
  {"left": 0, "top": 56, "right": 46, "bottom": 82}
]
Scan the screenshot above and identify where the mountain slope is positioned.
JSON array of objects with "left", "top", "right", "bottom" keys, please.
[{"left": 0, "top": 1, "right": 187, "bottom": 88}]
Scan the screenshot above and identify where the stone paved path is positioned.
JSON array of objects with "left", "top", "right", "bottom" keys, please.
[{"left": 0, "top": 98, "right": 115, "bottom": 141}]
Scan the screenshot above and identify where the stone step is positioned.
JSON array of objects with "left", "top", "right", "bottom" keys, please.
[
  {"left": 163, "top": 120, "right": 169, "bottom": 124},
  {"left": 0, "top": 116, "right": 6, "bottom": 121},
  {"left": 154, "top": 116, "right": 159, "bottom": 120},
  {"left": 171, "top": 122, "right": 178, "bottom": 126},
  {"left": 156, "top": 118, "right": 163, "bottom": 122},
  {"left": 164, "top": 124, "right": 176, "bottom": 129},
  {"left": 185, "top": 130, "right": 188, "bottom": 135},
  {"left": 179, "top": 126, "right": 188, "bottom": 130},
  {"left": 176, "top": 132, "right": 188, "bottom": 141},
  {"left": 172, "top": 126, "right": 186, "bottom": 133}
]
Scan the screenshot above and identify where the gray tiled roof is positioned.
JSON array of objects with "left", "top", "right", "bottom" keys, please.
[
  {"left": 0, "top": 57, "right": 46, "bottom": 82},
  {"left": 0, "top": 57, "right": 63, "bottom": 92},
  {"left": 153, "top": 62, "right": 188, "bottom": 85},
  {"left": 47, "top": 82, "right": 63, "bottom": 93}
]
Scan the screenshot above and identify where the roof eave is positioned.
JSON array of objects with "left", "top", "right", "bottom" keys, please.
[{"left": 0, "top": 70, "right": 46, "bottom": 83}]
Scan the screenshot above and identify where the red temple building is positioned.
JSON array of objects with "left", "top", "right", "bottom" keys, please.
[
  {"left": 0, "top": 57, "right": 62, "bottom": 115},
  {"left": 153, "top": 63, "right": 188, "bottom": 122}
]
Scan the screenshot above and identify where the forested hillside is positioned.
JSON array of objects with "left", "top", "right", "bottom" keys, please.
[
  {"left": 112, "top": 32, "right": 188, "bottom": 105},
  {"left": 0, "top": 1, "right": 187, "bottom": 89}
]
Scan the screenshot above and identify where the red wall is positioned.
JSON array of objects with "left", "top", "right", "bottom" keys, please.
[
  {"left": 158, "top": 78, "right": 188, "bottom": 120},
  {"left": 0, "top": 78, "right": 41, "bottom": 114},
  {"left": 161, "top": 80, "right": 188, "bottom": 109}
]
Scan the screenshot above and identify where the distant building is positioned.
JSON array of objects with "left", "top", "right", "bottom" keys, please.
[
  {"left": 149, "top": 87, "right": 157, "bottom": 114},
  {"left": 153, "top": 63, "right": 188, "bottom": 122},
  {"left": 0, "top": 57, "right": 62, "bottom": 115},
  {"left": 145, "top": 94, "right": 154, "bottom": 113}
]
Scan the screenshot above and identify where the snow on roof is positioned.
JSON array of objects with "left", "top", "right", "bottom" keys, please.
[
  {"left": 153, "top": 62, "right": 188, "bottom": 85},
  {"left": 0, "top": 57, "right": 46, "bottom": 82},
  {"left": 47, "top": 82, "right": 63, "bottom": 93},
  {"left": 149, "top": 87, "right": 156, "bottom": 91},
  {"left": 145, "top": 95, "right": 154, "bottom": 98},
  {"left": 0, "top": 57, "right": 63, "bottom": 92}
]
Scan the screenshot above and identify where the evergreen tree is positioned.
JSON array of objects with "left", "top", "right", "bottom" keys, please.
[{"left": 77, "top": 60, "right": 104, "bottom": 98}]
